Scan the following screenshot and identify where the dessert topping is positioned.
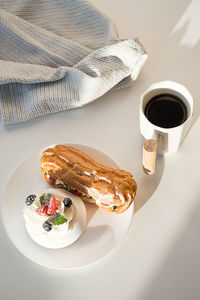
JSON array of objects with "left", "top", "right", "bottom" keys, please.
[
  {"left": 43, "top": 221, "right": 52, "bottom": 232},
  {"left": 48, "top": 212, "right": 67, "bottom": 225},
  {"left": 36, "top": 205, "right": 48, "bottom": 215},
  {"left": 28, "top": 192, "right": 71, "bottom": 230},
  {"left": 47, "top": 196, "right": 58, "bottom": 215},
  {"left": 26, "top": 194, "right": 36, "bottom": 206},
  {"left": 63, "top": 198, "right": 72, "bottom": 208},
  {"left": 39, "top": 193, "right": 51, "bottom": 206}
]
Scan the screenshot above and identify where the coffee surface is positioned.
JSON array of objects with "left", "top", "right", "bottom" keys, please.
[{"left": 144, "top": 94, "right": 187, "bottom": 128}]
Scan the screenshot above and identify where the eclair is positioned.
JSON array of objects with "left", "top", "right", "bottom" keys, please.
[{"left": 41, "top": 145, "right": 137, "bottom": 214}]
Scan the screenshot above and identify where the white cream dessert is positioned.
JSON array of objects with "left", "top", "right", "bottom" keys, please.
[{"left": 23, "top": 188, "right": 86, "bottom": 249}]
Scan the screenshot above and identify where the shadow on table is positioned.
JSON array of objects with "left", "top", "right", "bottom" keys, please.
[
  {"left": 137, "top": 197, "right": 200, "bottom": 300},
  {"left": 134, "top": 151, "right": 165, "bottom": 214},
  {"left": 144, "top": 0, "right": 200, "bottom": 126},
  {"left": 133, "top": 0, "right": 200, "bottom": 214},
  {"left": 167, "top": 14, "right": 200, "bottom": 129},
  {"left": 132, "top": 1, "right": 200, "bottom": 298}
]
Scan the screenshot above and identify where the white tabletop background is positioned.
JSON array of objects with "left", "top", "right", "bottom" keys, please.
[{"left": 1, "top": 0, "right": 200, "bottom": 299}]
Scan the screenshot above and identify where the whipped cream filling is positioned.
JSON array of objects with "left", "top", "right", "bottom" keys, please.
[
  {"left": 115, "top": 190, "right": 126, "bottom": 205},
  {"left": 58, "top": 155, "right": 69, "bottom": 163},
  {"left": 86, "top": 187, "right": 114, "bottom": 208},
  {"left": 55, "top": 179, "right": 63, "bottom": 185},
  {"left": 45, "top": 174, "right": 122, "bottom": 210},
  {"left": 46, "top": 174, "right": 90, "bottom": 198},
  {"left": 83, "top": 170, "right": 97, "bottom": 176},
  {"left": 46, "top": 174, "right": 65, "bottom": 186},
  {"left": 41, "top": 162, "right": 60, "bottom": 169},
  {"left": 23, "top": 189, "right": 76, "bottom": 249}
]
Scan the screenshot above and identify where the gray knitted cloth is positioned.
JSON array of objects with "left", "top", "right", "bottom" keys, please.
[{"left": 0, "top": 0, "right": 147, "bottom": 124}]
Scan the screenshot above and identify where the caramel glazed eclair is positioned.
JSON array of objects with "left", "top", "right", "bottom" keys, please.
[{"left": 41, "top": 145, "right": 137, "bottom": 214}]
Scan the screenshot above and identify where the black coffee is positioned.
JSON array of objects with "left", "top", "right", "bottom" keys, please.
[{"left": 144, "top": 94, "right": 188, "bottom": 128}]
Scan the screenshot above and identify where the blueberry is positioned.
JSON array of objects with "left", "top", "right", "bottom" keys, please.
[
  {"left": 63, "top": 198, "right": 72, "bottom": 208},
  {"left": 26, "top": 194, "right": 36, "bottom": 206},
  {"left": 43, "top": 221, "right": 52, "bottom": 232}
]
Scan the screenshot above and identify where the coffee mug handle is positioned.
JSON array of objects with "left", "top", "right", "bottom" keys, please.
[{"left": 143, "top": 139, "right": 158, "bottom": 175}]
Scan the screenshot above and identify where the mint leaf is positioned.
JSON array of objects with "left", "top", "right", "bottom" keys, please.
[
  {"left": 40, "top": 193, "right": 51, "bottom": 206},
  {"left": 45, "top": 172, "right": 48, "bottom": 175},
  {"left": 64, "top": 184, "right": 72, "bottom": 192},
  {"left": 112, "top": 205, "right": 118, "bottom": 212},
  {"left": 50, "top": 213, "right": 67, "bottom": 225}
]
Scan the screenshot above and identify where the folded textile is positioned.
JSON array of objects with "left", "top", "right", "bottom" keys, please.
[{"left": 0, "top": 0, "right": 147, "bottom": 124}]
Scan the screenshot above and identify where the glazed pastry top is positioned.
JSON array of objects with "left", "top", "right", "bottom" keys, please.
[{"left": 41, "top": 145, "right": 137, "bottom": 212}]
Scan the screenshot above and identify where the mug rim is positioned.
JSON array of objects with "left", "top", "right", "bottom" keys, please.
[{"left": 140, "top": 80, "right": 194, "bottom": 132}]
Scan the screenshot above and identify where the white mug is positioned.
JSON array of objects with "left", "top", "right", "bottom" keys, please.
[{"left": 140, "top": 81, "right": 194, "bottom": 174}]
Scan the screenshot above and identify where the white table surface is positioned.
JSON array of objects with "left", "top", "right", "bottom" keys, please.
[{"left": 1, "top": 0, "right": 200, "bottom": 299}]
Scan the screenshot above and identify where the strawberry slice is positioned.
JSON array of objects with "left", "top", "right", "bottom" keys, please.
[
  {"left": 100, "top": 202, "right": 110, "bottom": 207},
  {"left": 36, "top": 205, "right": 48, "bottom": 216},
  {"left": 47, "top": 196, "right": 58, "bottom": 215}
]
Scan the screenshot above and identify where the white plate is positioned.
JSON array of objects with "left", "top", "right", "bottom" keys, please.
[{"left": 1, "top": 144, "right": 134, "bottom": 269}]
